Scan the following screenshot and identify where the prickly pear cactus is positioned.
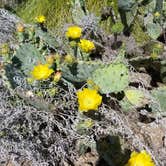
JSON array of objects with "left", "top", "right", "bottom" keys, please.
[
  {"left": 150, "top": 86, "right": 166, "bottom": 114},
  {"left": 124, "top": 89, "right": 149, "bottom": 107},
  {"left": 35, "top": 28, "right": 59, "bottom": 48},
  {"left": 62, "top": 60, "right": 103, "bottom": 83},
  {"left": 146, "top": 23, "right": 162, "bottom": 40},
  {"left": 118, "top": 0, "right": 137, "bottom": 11},
  {"left": 13, "top": 43, "right": 45, "bottom": 75},
  {"left": 119, "top": 99, "right": 133, "bottom": 112},
  {"left": 71, "top": 0, "right": 87, "bottom": 25},
  {"left": 90, "top": 63, "right": 129, "bottom": 94}
]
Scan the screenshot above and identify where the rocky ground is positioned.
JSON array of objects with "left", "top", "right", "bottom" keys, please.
[{"left": 0, "top": 9, "right": 20, "bottom": 44}]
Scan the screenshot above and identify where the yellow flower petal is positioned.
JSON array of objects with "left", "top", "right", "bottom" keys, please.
[
  {"left": 31, "top": 64, "right": 54, "bottom": 80},
  {"left": 77, "top": 88, "right": 102, "bottom": 112},
  {"left": 154, "top": 12, "right": 160, "bottom": 17},
  {"left": 125, "top": 150, "right": 155, "bottom": 166},
  {"left": 66, "top": 26, "right": 82, "bottom": 39},
  {"left": 78, "top": 39, "right": 95, "bottom": 53},
  {"left": 36, "top": 15, "right": 46, "bottom": 23}
]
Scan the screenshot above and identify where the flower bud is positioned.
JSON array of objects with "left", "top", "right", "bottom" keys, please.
[
  {"left": 154, "top": 12, "right": 160, "bottom": 18},
  {"left": 16, "top": 23, "right": 24, "bottom": 33},
  {"left": 0, "top": 43, "right": 9, "bottom": 56},
  {"left": 46, "top": 55, "right": 55, "bottom": 65},
  {"left": 64, "top": 54, "right": 75, "bottom": 64},
  {"left": 53, "top": 71, "right": 62, "bottom": 82}
]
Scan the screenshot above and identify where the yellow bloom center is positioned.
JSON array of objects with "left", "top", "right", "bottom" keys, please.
[
  {"left": 66, "top": 26, "right": 82, "bottom": 39},
  {"left": 31, "top": 64, "right": 54, "bottom": 80},
  {"left": 78, "top": 39, "right": 95, "bottom": 53},
  {"left": 125, "top": 150, "right": 155, "bottom": 166},
  {"left": 36, "top": 15, "right": 46, "bottom": 23},
  {"left": 77, "top": 88, "right": 102, "bottom": 112}
]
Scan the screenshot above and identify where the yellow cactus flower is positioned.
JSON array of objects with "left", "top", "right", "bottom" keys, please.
[
  {"left": 35, "top": 15, "right": 46, "bottom": 23},
  {"left": 66, "top": 26, "right": 82, "bottom": 39},
  {"left": 154, "top": 12, "right": 160, "bottom": 18},
  {"left": 77, "top": 88, "right": 102, "bottom": 112},
  {"left": 78, "top": 39, "right": 95, "bottom": 53},
  {"left": 125, "top": 150, "right": 155, "bottom": 166},
  {"left": 31, "top": 64, "right": 54, "bottom": 80},
  {"left": 16, "top": 23, "right": 24, "bottom": 32}
]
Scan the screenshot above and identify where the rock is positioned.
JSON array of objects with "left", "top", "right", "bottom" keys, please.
[
  {"left": 138, "top": 118, "right": 166, "bottom": 165},
  {"left": 129, "top": 72, "right": 152, "bottom": 88},
  {"left": 0, "top": 9, "right": 20, "bottom": 45},
  {"left": 74, "top": 151, "right": 99, "bottom": 166}
]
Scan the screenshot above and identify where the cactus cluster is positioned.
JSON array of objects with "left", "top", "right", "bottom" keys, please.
[{"left": 0, "top": 1, "right": 166, "bottom": 166}]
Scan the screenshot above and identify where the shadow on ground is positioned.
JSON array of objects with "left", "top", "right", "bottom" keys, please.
[{"left": 96, "top": 135, "right": 131, "bottom": 166}]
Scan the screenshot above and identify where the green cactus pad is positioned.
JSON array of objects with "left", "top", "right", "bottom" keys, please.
[
  {"left": 124, "top": 89, "right": 149, "bottom": 107},
  {"left": 118, "top": 0, "right": 137, "bottom": 11},
  {"left": 150, "top": 86, "right": 166, "bottom": 113},
  {"left": 120, "top": 99, "right": 133, "bottom": 112},
  {"left": 62, "top": 60, "right": 103, "bottom": 83},
  {"left": 146, "top": 23, "right": 162, "bottom": 40},
  {"left": 35, "top": 28, "right": 59, "bottom": 48},
  {"left": 13, "top": 43, "right": 45, "bottom": 75},
  {"left": 91, "top": 63, "right": 129, "bottom": 94},
  {"left": 71, "top": 0, "right": 86, "bottom": 25}
]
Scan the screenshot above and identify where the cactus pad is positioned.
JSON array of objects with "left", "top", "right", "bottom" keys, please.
[
  {"left": 150, "top": 86, "right": 166, "bottom": 113},
  {"left": 91, "top": 63, "right": 129, "bottom": 94},
  {"left": 62, "top": 60, "right": 103, "bottom": 83},
  {"left": 124, "top": 89, "right": 149, "bottom": 107},
  {"left": 13, "top": 43, "right": 45, "bottom": 75}
]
